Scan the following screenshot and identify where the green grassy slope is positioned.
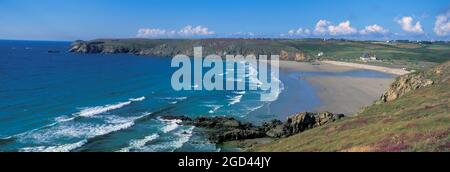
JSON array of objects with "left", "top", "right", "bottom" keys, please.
[{"left": 250, "top": 62, "right": 450, "bottom": 152}]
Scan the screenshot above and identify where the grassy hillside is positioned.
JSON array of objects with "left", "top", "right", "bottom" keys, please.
[
  {"left": 250, "top": 61, "right": 450, "bottom": 152},
  {"left": 285, "top": 39, "right": 450, "bottom": 70},
  {"left": 71, "top": 39, "right": 450, "bottom": 70}
]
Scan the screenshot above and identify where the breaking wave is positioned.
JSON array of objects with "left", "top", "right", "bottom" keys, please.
[
  {"left": 228, "top": 95, "right": 243, "bottom": 106},
  {"left": 19, "top": 140, "right": 87, "bottom": 152},
  {"left": 158, "top": 117, "right": 182, "bottom": 133},
  {"left": 118, "top": 134, "right": 160, "bottom": 152},
  {"left": 206, "top": 105, "right": 223, "bottom": 114},
  {"left": 160, "top": 97, "right": 188, "bottom": 105},
  {"left": 17, "top": 113, "right": 152, "bottom": 152},
  {"left": 141, "top": 126, "right": 195, "bottom": 152},
  {"left": 77, "top": 96, "right": 146, "bottom": 118},
  {"left": 55, "top": 96, "right": 146, "bottom": 122}
]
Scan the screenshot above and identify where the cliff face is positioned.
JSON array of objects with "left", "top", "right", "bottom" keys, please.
[
  {"left": 380, "top": 73, "right": 434, "bottom": 102},
  {"left": 69, "top": 39, "right": 311, "bottom": 61},
  {"left": 380, "top": 61, "right": 450, "bottom": 102}
]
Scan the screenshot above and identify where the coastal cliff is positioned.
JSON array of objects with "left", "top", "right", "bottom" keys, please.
[
  {"left": 69, "top": 39, "right": 311, "bottom": 61},
  {"left": 380, "top": 61, "right": 450, "bottom": 102}
]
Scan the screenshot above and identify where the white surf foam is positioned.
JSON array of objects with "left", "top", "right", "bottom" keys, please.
[
  {"left": 21, "top": 118, "right": 136, "bottom": 144},
  {"left": 54, "top": 96, "right": 146, "bottom": 123},
  {"left": 129, "top": 96, "right": 146, "bottom": 102},
  {"left": 161, "top": 97, "right": 187, "bottom": 101},
  {"left": 77, "top": 101, "right": 130, "bottom": 117},
  {"left": 246, "top": 104, "right": 265, "bottom": 113},
  {"left": 205, "top": 105, "right": 223, "bottom": 114},
  {"left": 19, "top": 139, "right": 87, "bottom": 152},
  {"left": 228, "top": 95, "right": 243, "bottom": 106},
  {"left": 77, "top": 96, "right": 145, "bottom": 118},
  {"left": 158, "top": 117, "right": 182, "bottom": 133},
  {"left": 171, "top": 126, "right": 194, "bottom": 150},
  {"left": 142, "top": 126, "right": 195, "bottom": 152},
  {"left": 233, "top": 91, "right": 246, "bottom": 95},
  {"left": 17, "top": 113, "right": 152, "bottom": 150},
  {"left": 161, "top": 96, "right": 187, "bottom": 105},
  {"left": 118, "top": 134, "right": 160, "bottom": 152}
]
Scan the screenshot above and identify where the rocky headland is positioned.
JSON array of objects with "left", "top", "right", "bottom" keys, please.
[
  {"left": 69, "top": 39, "right": 310, "bottom": 61},
  {"left": 162, "top": 112, "right": 345, "bottom": 143}
]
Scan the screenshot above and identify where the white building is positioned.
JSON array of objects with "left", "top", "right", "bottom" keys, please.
[
  {"left": 317, "top": 52, "right": 324, "bottom": 57},
  {"left": 360, "top": 53, "right": 379, "bottom": 62}
]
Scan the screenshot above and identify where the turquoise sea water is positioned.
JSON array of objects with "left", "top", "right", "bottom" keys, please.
[{"left": 0, "top": 40, "right": 394, "bottom": 152}]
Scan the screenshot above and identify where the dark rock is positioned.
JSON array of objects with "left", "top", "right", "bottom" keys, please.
[
  {"left": 160, "top": 115, "right": 192, "bottom": 122},
  {"left": 210, "top": 128, "right": 266, "bottom": 143},
  {"left": 188, "top": 116, "right": 244, "bottom": 129},
  {"left": 380, "top": 74, "right": 434, "bottom": 102},
  {"left": 261, "top": 119, "right": 283, "bottom": 131},
  {"left": 266, "top": 112, "right": 345, "bottom": 137},
  {"left": 283, "top": 112, "right": 317, "bottom": 135},
  {"left": 160, "top": 112, "right": 344, "bottom": 143},
  {"left": 265, "top": 125, "right": 286, "bottom": 138},
  {"left": 315, "top": 112, "right": 345, "bottom": 126}
]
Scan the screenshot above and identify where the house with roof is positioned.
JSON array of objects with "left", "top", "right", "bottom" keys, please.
[{"left": 360, "top": 53, "right": 379, "bottom": 62}]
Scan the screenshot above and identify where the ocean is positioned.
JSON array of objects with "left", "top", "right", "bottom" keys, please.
[{"left": 0, "top": 40, "right": 394, "bottom": 152}]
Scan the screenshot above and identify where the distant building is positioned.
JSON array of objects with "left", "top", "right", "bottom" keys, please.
[
  {"left": 360, "top": 53, "right": 379, "bottom": 62},
  {"left": 317, "top": 52, "right": 324, "bottom": 57}
]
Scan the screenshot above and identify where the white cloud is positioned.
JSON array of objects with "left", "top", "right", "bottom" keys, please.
[
  {"left": 359, "top": 24, "right": 389, "bottom": 35},
  {"left": 137, "top": 25, "right": 215, "bottom": 38},
  {"left": 328, "top": 21, "right": 357, "bottom": 35},
  {"left": 396, "top": 16, "right": 424, "bottom": 34},
  {"left": 434, "top": 11, "right": 450, "bottom": 36},
  {"left": 137, "top": 28, "right": 176, "bottom": 38},
  {"left": 314, "top": 20, "right": 357, "bottom": 36},
  {"left": 314, "top": 20, "right": 332, "bottom": 35},
  {"left": 178, "top": 25, "right": 215, "bottom": 36},
  {"left": 287, "top": 28, "right": 311, "bottom": 36}
]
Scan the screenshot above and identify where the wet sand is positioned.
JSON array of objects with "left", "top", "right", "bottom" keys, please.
[
  {"left": 305, "top": 76, "right": 394, "bottom": 115},
  {"left": 279, "top": 61, "right": 396, "bottom": 115}
]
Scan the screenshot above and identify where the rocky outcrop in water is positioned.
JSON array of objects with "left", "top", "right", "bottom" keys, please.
[{"left": 162, "top": 111, "right": 344, "bottom": 143}]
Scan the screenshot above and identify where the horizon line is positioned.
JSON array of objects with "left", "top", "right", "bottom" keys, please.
[{"left": 1, "top": 37, "right": 449, "bottom": 43}]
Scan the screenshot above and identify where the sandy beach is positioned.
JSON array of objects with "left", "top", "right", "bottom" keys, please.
[
  {"left": 305, "top": 76, "right": 394, "bottom": 115},
  {"left": 278, "top": 60, "right": 396, "bottom": 115},
  {"left": 321, "top": 60, "right": 411, "bottom": 75}
]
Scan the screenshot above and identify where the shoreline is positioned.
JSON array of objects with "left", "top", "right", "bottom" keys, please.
[
  {"left": 321, "top": 60, "right": 411, "bottom": 75},
  {"left": 277, "top": 60, "right": 396, "bottom": 116}
]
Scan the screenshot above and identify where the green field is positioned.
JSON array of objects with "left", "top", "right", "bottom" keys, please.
[{"left": 281, "top": 39, "right": 450, "bottom": 69}]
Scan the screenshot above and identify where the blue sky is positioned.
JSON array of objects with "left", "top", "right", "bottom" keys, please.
[{"left": 1, "top": 0, "right": 449, "bottom": 40}]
